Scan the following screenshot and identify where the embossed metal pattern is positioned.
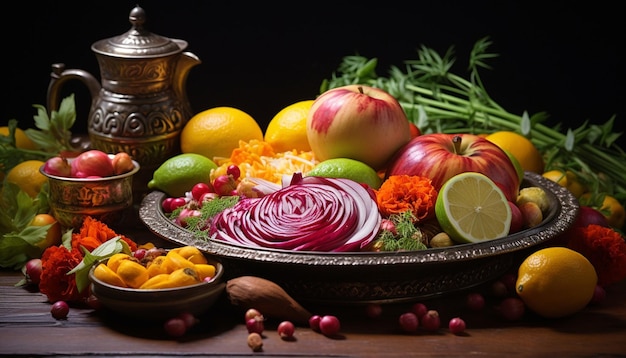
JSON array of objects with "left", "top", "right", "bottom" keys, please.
[
  {"left": 139, "top": 172, "right": 579, "bottom": 304},
  {"left": 41, "top": 157, "right": 140, "bottom": 229}
]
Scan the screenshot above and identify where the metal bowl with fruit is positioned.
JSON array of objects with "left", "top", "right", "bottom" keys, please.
[
  {"left": 139, "top": 172, "right": 578, "bottom": 305},
  {"left": 40, "top": 150, "right": 140, "bottom": 230},
  {"left": 88, "top": 247, "right": 226, "bottom": 320}
]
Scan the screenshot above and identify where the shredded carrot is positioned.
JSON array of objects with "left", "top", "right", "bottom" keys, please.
[
  {"left": 375, "top": 175, "right": 438, "bottom": 222},
  {"left": 211, "top": 139, "right": 318, "bottom": 184}
]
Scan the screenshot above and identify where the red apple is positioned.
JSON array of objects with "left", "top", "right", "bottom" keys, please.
[
  {"left": 385, "top": 133, "right": 521, "bottom": 202},
  {"left": 509, "top": 201, "right": 523, "bottom": 234},
  {"left": 306, "top": 85, "right": 411, "bottom": 170}
]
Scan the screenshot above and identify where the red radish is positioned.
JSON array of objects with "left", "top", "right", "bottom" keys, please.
[
  {"left": 42, "top": 156, "right": 71, "bottom": 177},
  {"left": 24, "top": 258, "right": 43, "bottom": 285},
  {"left": 71, "top": 150, "right": 114, "bottom": 178}
]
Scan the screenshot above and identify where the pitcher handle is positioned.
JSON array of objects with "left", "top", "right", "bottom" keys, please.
[{"left": 47, "top": 63, "right": 101, "bottom": 114}]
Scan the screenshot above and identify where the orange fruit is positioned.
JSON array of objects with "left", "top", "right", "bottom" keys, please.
[
  {"left": 0, "top": 126, "right": 37, "bottom": 150},
  {"left": 264, "top": 100, "right": 314, "bottom": 153},
  {"left": 5, "top": 160, "right": 47, "bottom": 198},
  {"left": 516, "top": 247, "right": 597, "bottom": 318},
  {"left": 542, "top": 169, "right": 587, "bottom": 198},
  {"left": 180, "top": 107, "right": 264, "bottom": 161},
  {"left": 30, "top": 213, "right": 62, "bottom": 249},
  {"left": 485, "top": 131, "right": 544, "bottom": 174}
]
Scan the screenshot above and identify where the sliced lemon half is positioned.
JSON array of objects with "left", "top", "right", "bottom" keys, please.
[{"left": 435, "top": 172, "right": 512, "bottom": 243}]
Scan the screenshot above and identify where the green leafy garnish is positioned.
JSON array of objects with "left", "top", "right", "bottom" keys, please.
[
  {"left": 0, "top": 182, "right": 52, "bottom": 269},
  {"left": 67, "top": 237, "right": 132, "bottom": 293},
  {"left": 1, "top": 94, "right": 77, "bottom": 175},
  {"left": 173, "top": 196, "right": 240, "bottom": 240},
  {"left": 375, "top": 211, "right": 428, "bottom": 251}
]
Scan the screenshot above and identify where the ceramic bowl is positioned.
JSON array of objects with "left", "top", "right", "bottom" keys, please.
[
  {"left": 139, "top": 172, "right": 578, "bottom": 305},
  {"left": 40, "top": 154, "right": 140, "bottom": 230},
  {"left": 88, "top": 255, "right": 225, "bottom": 320}
]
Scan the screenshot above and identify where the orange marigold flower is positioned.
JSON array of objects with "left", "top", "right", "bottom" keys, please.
[
  {"left": 375, "top": 175, "right": 438, "bottom": 222},
  {"left": 567, "top": 224, "right": 626, "bottom": 287},
  {"left": 71, "top": 216, "right": 137, "bottom": 252},
  {"left": 39, "top": 246, "right": 87, "bottom": 303}
]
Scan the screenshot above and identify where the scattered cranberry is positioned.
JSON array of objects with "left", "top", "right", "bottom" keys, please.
[
  {"left": 227, "top": 164, "right": 241, "bottom": 180},
  {"left": 466, "top": 292, "right": 486, "bottom": 311},
  {"left": 177, "top": 312, "right": 198, "bottom": 329},
  {"left": 309, "top": 315, "right": 322, "bottom": 332},
  {"left": 51, "top": 301, "right": 69, "bottom": 320},
  {"left": 398, "top": 312, "right": 419, "bottom": 332},
  {"left": 246, "top": 316, "right": 264, "bottom": 334},
  {"left": 133, "top": 248, "right": 147, "bottom": 260},
  {"left": 498, "top": 297, "right": 526, "bottom": 321},
  {"left": 499, "top": 273, "right": 518, "bottom": 295},
  {"left": 448, "top": 317, "right": 466, "bottom": 335},
  {"left": 410, "top": 302, "right": 428, "bottom": 318},
  {"left": 191, "top": 182, "right": 213, "bottom": 201},
  {"left": 319, "top": 315, "right": 341, "bottom": 336},
  {"left": 85, "top": 294, "right": 102, "bottom": 310},
  {"left": 164, "top": 317, "right": 187, "bottom": 337},
  {"left": 420, "top": 310, "right": 441, "bottom": 332},
  {"left": 491, "top": 280, "right": 508, "bottom": 298},
  {"left": 365, "top": 303, "right": 382, "bottom": 318},
  {"left": 277, "top": 321, "right": 295, "bottom": 339}
]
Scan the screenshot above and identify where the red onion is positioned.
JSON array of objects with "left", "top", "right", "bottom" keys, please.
[{"left": 209, "top": 174, "right": 381, "bottom": 252}]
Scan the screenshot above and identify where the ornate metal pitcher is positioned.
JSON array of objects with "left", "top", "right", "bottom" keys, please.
[{"left": 46, "top": 5, "right": 201, "bottom": 202}]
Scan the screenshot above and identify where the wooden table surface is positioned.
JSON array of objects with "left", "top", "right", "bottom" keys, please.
[{"left": 1, "top": 222, "right": 625, "bottom": 357}]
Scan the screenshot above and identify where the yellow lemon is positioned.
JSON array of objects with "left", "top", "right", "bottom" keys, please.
[
  {"left": 264, "top": 100, "right": 314, "bottom": 153},
  {"left": 485, "top": 131, "right": 544, "bottom": 174},
  {"left": 0, "top": 126, "right": 37, "bottom": 150},
  {"left": 516, "top": 247, "right": 597, "bottom": 318},
  {"left": 5, "top": 160, "right": 47, "bottom": 198},
  {"left": 181, "top": 107, "right": 264, "bottom": 161},
  {"left": 542, "top": 169, "right": 587, "bottom": 198}
]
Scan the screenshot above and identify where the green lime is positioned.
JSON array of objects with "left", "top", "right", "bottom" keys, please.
[
  {"left": 306, "top": 158, "right": 382, "bottom": 189},
  {"left": 435, "top": 172, "right": 512, "bottom": 244},
  {"left": 148, "top": 153, "right": 218, "bottom": 197}
]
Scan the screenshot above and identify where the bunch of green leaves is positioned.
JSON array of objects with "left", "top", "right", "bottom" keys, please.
[
  {"left": 0, "top": 182, "right": 52, "bottom": 269},
  {"left": 1, "top": 94, "right": 77, "bottom": 175},
  {"left": 322, "top": 37, "right": 626, "bottom": 203}
]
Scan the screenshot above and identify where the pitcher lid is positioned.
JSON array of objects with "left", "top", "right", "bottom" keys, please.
[{"left": 91, "top": 5, "right": 187, "bottom": 58}]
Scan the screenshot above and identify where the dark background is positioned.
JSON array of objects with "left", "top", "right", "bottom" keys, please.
[{"left": 3, "top": 1, "right": 625, "bottom": 147}]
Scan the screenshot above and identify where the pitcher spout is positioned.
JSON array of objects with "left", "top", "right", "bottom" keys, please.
[{"left": 173, "top": 50, "right": 201, "bottom": 120}]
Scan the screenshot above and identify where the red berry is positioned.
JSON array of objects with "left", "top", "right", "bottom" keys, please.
[
  {"left": 277, "top": 321, "right": 295, "bottom": 339},
  {"left": 448, "top": 317, "right": 466, "bottom": 334},
  {"left": 319, "top": 315, "right": 340, "bottom": 336},
  {"left": 420, "top": 310, "right": 441, "bottom": 332},
  {"left": 398, "top": 312, "right": 419, "bottom": 332}
]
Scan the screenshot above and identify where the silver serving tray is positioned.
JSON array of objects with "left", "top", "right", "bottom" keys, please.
[{"left": 139, "top": 172, "right": 578, "bottom": 305}]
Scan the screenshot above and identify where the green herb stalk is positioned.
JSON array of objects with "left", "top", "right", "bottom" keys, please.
[{"left": 321, "top": 37, "right": 626, "bottom": 205}]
